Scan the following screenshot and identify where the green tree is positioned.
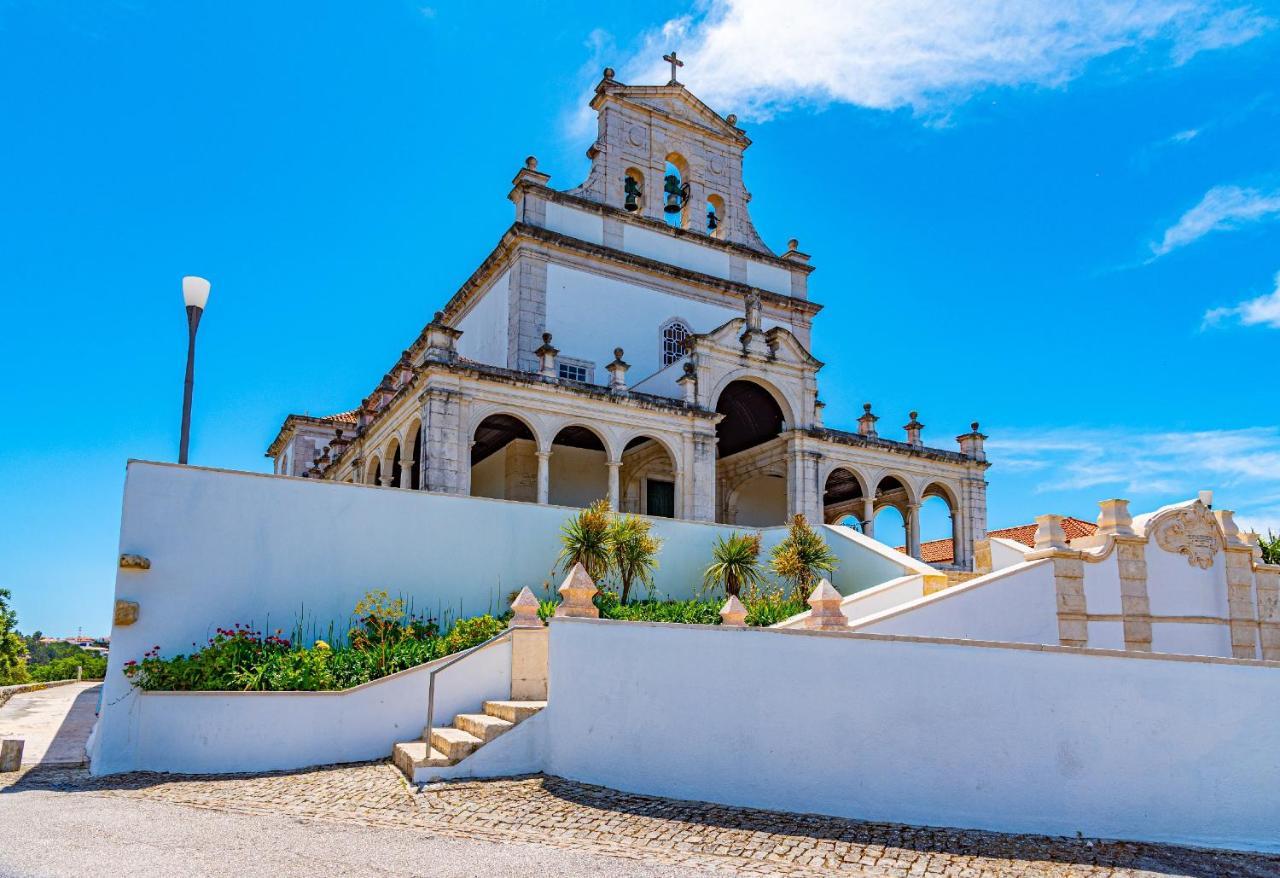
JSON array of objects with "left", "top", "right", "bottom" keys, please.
[
  {"left": 769, "top": 514, "right": 839, "bottom": 601},
  {"left": 609, "top": 514, "right": 662, "bottom": 604},
  {"left": 557, "top": 499, "right": 614, "bottom": 583},
  {"left": 1260, "top": 531, "right": 1280, "bottom": 566},
  {"left": 0, "top": 588, "right": 30, "bottom": 685},
  {"left": 702, "top": 532, "right": 766, "bottom": 598}
]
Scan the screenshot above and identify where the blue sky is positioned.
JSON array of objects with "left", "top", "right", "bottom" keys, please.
[{"left": 2, "top": 1, "right": 1278, "bottom": 635}]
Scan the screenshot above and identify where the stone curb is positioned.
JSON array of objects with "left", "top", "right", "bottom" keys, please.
[{"left": 0, "top": 679, "right": 78, "bottom": 711}]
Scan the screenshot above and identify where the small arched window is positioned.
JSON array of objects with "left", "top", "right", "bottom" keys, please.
[
  {"left": 707, "top": 194, "right": 725, "bottom": 237},
  {"left": 623, "top": 168, "right": 645, "bottom": 213},
  {"left": 661, "top": 320, "right": 690, "bottom": 367}
]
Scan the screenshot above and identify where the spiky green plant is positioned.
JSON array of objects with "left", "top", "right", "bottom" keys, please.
[
  {"left": 557, "top": 499, "right": 614, "bottom": 583},
  {"left": 702, "top": 532, "right": 766, "bottom": 598},
  {"left": 1260, "top": 530, "right": 1280, "bottom": 566},
  {"left": 610, "top": 514, "right": 663, "bottom": 604},
  {"left": 770, "top": 514, "right": 838, "bottom": 601}
]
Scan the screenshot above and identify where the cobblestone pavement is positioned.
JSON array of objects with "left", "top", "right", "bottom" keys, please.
[{"left": 3, "top": 761, "right": 1277, "bottom": 877}]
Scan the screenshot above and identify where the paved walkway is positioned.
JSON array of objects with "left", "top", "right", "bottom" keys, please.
[
  {"left": 2, "top": 761, "right": 1275, "bottom": 876},
  {"left": 0, "top": 682, "right": 99, "bottom": 766}
]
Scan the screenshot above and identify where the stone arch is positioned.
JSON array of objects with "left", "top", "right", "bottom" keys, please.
[
  {"left": 549, "top": 422, "right": 611, "bottom": 508},
  {"left": 706, "top": 193, "right": 726, "bottom": 237},
  {"left": 384, "top": 437, "right": 402, "bottom": 488},
  {"left": 365, "top": 455, "right": 382, "bottom": 486},
  {"left": 722, "top": 463, "right": 788, "bottom": 527},
  {"left": 467, "top": 406, "right": 545, "bottom": 453},
  {"left": 620, "top": 433, "right": 680, "bottom": 517},
  {"left": 470, "top": 413, "right": 539, "bottom": 502},
  {"left": 708, "top": 371, "right": 797, "bottom": 429},
  {"left": 822, "top": 465, "right": 868, "bottom": 528},
  {"left": 663, "top": 152, "right": 691, "bottom": 229},
  {"left": 403, "top": 417, "right": 423, "bottom": 490},
  {"left": 623, "top": 166, "right": 645, "bottom": 213},
  {"left": 920, "top": 482, "right": 960, "bottom": 566}
]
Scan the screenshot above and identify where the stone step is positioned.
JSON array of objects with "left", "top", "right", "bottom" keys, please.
[
  {"left": 455, "top": 712, "right": 514, "bottom": 743},
  {"left": 482, "top": 700, "right": 547, "bottom": 724},
  {"left": 392, "top": 740, "right": 452, "bottom": 776},
  {"left": 430, "top": 726, "right": 484, "bottom": 762}
]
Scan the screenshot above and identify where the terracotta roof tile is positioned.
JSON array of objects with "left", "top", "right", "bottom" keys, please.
[
  {"left": 320, "top": 409, "right": 359, "bottom": 424},
  {"left": 895, "top": 517, "right": 1098, "bottom": 565}
]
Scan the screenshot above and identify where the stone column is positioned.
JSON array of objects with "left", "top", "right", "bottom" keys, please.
[
  {"left": 508, "top": 587, "right": 548, "bottom": 700},
  {"left": 535, "top": 451, "right": 551, "bottom": 505},
  {"left": 906, "top": 503, "right": 922, "bottom": 558},
  {"left": 1116, "top": 538, "right": 1152, "bottom": 651},
  {"left": 606, "top": 461, "right": 621, "bottom": 511},
  {"left": 1254, "top": 560, "right": 1280, "bottom": 662},
  {"left": 861, "top": 497, "right": 875, "bottom": 539},
  {"left": 399, "top": 458, "right": 414, "bottom": 489},
  {"left": 787, "top": 437, "right": 822, "bottom": 524},
  {"left": 689, "top": 431, "right": 717, "bottom": 522},
  {"left": 1028, "top": 515, "right": 1087, "bottom": 648},
  {"left": 673, "top": 468, "right": 685, "bottom": 519},
  {"left": 419, "top": 386, "right": 465, "bottom": 494}
]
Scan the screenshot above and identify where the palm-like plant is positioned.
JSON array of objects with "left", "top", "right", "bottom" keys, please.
[
  {"left": 702, "top": 532, "right": 765, "bottom": 598},
  {"left": 557, "top": 499, "right": 613, "bottom": 583},
  {"left": 1260, "top": 530, "right": 1280, "bottom": 566},
  {"left": 770, "top": 514, "right": 839, "bottom": 601},
  {"left": 610, "top": 514, "right": 662, "bottom": 604}
]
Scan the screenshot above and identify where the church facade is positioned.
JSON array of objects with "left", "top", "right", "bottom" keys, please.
[{"left": 266, "top": 67, "right": 991, "bottom": 569}]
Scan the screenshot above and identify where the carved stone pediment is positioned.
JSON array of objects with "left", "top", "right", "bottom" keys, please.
[{"left": 1151, "top": 504, "right": 1221, "bottom": 570}]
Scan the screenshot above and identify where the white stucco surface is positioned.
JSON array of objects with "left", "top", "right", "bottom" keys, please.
[
  {"left": 455, "top": 268, "right": 509, "bottom": 366},
  {"left": 95, "top": 463, "right": 922, "bottom": 774},
  {"left": 92, "top": 638, "right": 511, "bottom": 775},
  {"left": 622, "top": 224, "right": 731, "bottom": 280},
  {"left": 540, "top": 618, "right": 1280, "bottom": 852},
  {"left": 545, "top": 202, "right": 604, "bottom": 246}
]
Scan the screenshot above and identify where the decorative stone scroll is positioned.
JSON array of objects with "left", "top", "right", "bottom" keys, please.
[{"left": 1151, "top": 504, "right": 1221, "bottom": 570}]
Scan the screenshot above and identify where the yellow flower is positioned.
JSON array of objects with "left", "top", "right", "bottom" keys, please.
[{"left": 313, "top": 640, "right": 330, "bottom": 651}]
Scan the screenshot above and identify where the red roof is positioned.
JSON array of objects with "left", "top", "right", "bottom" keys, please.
[
  {"left": 898, "top": 517, "right": 1098, "bottom": 565},
  {"left": 320, "top": 409, "right": 359, "bottom": 424}
]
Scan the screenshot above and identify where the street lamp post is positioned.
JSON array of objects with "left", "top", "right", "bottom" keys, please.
[{"left": 179, "top": 276, "right": 211, "bottom": 465}]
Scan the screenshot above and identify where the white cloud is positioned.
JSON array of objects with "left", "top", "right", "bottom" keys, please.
[
  {"left": 612, "top": 0, "right": 1271, "bottom": 121},
  {"left": 988, "top": 425, "right": 1280, "bottom": 532},
  {"left": 1170, "top": 127, "right": 1201, "bottom": 143},
  {"left": 1204, "top": 270, "right": 1280, "bottom": 329},
  {"left": 1152, "top": 185, "right": 1280, "bottom": 257}
]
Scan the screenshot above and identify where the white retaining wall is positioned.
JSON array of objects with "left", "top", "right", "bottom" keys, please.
[
  {"left": 90, "top": 636, "right": 511, "bottom": 775},
  {"left": 535, "top": 618, "right": 1280, "bottom": 852}
]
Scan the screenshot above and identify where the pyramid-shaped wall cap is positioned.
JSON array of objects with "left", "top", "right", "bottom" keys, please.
[
  {"left": 808, "top": 579, "right": 841, "bottom": 607},
  {"left": 719, "top": 595, "right": 747, "bottom": 627},
  {"left": 805, "top": 579, "right": 847, "bottom": 630},
  {"left": 509, "top": 586, "right": 543, "bottom": 628},
  {"left": 554, "top": 563, "right": 600, "bottom": 618}
]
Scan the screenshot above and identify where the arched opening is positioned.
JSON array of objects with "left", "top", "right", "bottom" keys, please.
[
  {"left": 620, "top": 435, "right": 677, "bottom": 517},
  {"left": 366, "top": 456, "right": 382, "bottom": 487},
  {"left": 920, "top": 484, "right": 958, "bottom": 566},
  {"left": 874, "top": 504, "right": 907, "bottom": 550},
  {"left": 823, "top": 467, "right": 865, "bottom": 529},
  {"left": 661, "top": 319, "right": 690, "bottom": 368},
  {"left": 663, "top": 154, "right": 689, "bottom": 229},
  {"left": 623, "top": 168, "right": 645, "bottom": 213},
  {"left": 407, "top": 421, "right": 423, "bottom": 490},
  {"left": 549, "top": 425, "right": 609, "bottom": 508},
  {"left": 387, "top": 440, "right": 402, "bottom": 488},
  {"left": 715, "top": 379, "right": 788, "bottom": 525},
  {"left": 470, "top": 414, "right": 538, "bottom": 502},
  {"left": 707, "top": 194, "right": 725, "bottom": 237}
]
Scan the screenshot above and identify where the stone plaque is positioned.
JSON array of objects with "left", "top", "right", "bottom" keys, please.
[{"left": 1152, "top": 505, "right": 1221, "bottom": 570}]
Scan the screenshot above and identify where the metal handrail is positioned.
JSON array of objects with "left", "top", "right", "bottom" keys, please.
[{"left": 424, "top": 628, "right": 514, "bottom": 743}]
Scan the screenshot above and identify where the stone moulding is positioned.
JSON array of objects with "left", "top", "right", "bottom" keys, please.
[
  {"left": 119, "top": 554, "right": 151, "bottom": 570},
  {"left": 1151, "top": 505, "right": 1222, "bottom": 570}
]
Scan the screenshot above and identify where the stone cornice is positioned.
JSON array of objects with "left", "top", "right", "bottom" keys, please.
[
  {"left": 807, "top": 427, "right": 983, "bottom": 469},
  {"left": 265, "top": 414, "right": 351, "bottom": 458}
]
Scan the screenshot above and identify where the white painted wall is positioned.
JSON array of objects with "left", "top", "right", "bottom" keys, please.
[
  {"left": 547, "top": 445, "right": 608, "bottom": 508},
  {"left": 623, "top": 224, "right": 731, "bottom": 281},
  {"left": 853, "top": 561, "right": 1062, "bottom": 646},
  {"left": 731, "top": 474, "right": 787, "bottom": 526},
  {"left": 989, "top": 537, "right": 1030, "bottom": 571},
  {"left": 545, "top": 202, "right": 603, "bottom": 246},
  {"left": 455, "top": 268, "right": 510, "bottom": 367},
  {"left": 540, "top": 618, "right": 1280, "bottom": 852},
  {"left": 745, "top": 260, "right": 791, "bottom": 297},
  {"left": 93, "top": 637, "right": 511, "bottom": 775}
]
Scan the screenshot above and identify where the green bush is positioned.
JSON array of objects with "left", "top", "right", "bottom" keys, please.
[
  {"left": 29, "top": 653, "right": 107, "bottom": 682},
  {"left": 123, "top": 592, "right": 507, "bottom": 693}
]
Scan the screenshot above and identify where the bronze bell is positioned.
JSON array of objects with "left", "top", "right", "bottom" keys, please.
[
  {"left": 623, "top": 175, "right": 642, "bottom": 212},
  {"left": 707, "top": 209, "right": 719, "bottom": 231},
  {"left": 663, "top": 174, "right": 687, "bottom": 214}
]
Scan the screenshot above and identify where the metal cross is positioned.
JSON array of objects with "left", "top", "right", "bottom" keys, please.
[{"left": 663, "top": 51, "right": 684, "bottom": 85}]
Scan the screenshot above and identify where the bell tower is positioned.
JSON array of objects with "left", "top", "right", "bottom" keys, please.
[{"left": 567, "top": 62, "right": 773, "bottom": 254}]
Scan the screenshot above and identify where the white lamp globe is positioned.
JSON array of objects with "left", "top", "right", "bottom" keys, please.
[{"left": 182, "top": 276, "right": 211, "bottom": 309}]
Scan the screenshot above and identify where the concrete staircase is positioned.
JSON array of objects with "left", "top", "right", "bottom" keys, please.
[{"left": 392, "top": 699, "right": 546, "bottom": 779}]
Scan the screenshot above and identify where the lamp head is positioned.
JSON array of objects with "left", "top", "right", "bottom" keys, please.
[{"left": 182, "top": 276, "right": 211, "bottom": 309}]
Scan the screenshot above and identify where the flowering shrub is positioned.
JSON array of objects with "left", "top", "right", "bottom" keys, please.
[{"left": 123, "top": 593, "right": 502, "bottom": 692}]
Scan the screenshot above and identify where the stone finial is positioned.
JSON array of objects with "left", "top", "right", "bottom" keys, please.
[
  {"left": 330, "top": 428, "right": 350, "bottom": 455},
  {"left": 1198, "top": 490, "right": 1214, "bottom": 509},
  {"left": 1096, "top": 499, "right": 1134, "bottom": 536},
  {"left": 904, "top": 411, "right": 924, "bottom": 447},
  {"left": 726, "top": 113, "right": 738, "bottom": 126},
  {"left": 813, "top": 398, "right": 825, "bottom": 428},
  {"left": 603, "top": 67, "right": 615, "bottom": 80},
  {"left": 535, "top": 332, "right": 559, "bottom": 380},
  {"left": 525, "top": 156, "right": 538, "bottom": 170},
  {"left": 676, "top": 360, "right": 697, "bottom": 406},
  {"left": 607, "top": 348, "right": 630, "bottom": 394},
  {"left": 1214, "top": 509, "right": 1245, "bottom": 546},
  {"left": 805, "top": 579, "right": 847, "bottom": 630},
  {"left": 509, "top": 587, "right": 543, "bottom": 629},
  {"left": 1033, "top": 514, "right": 1069, "bottom": 552},
  {"left": 1242, "top": 531, "right": 1264, "bottom": 563},
  {"left": 956, "top": 421, "right": 986, "bottom": 461},
  {"left": 113, "top": 600, "right": 139, "bottom": 626},
  {"left": 719, "top": 595, "right": 747, "bottom": 627},
  {"left": 422, "top": 312, "right": 462, "bottom": 364},
  {"left": 554, "top": 563, "right": 600, "bottom": 618},
  {"left": 119, "top": 554, "right": 151, "bottom": 571},
  {"left": 857, "top": 403, "right": 879, "bottom": 439},
  {"left": 787, "top": 238, "right": 799, "bottom": 251}
]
